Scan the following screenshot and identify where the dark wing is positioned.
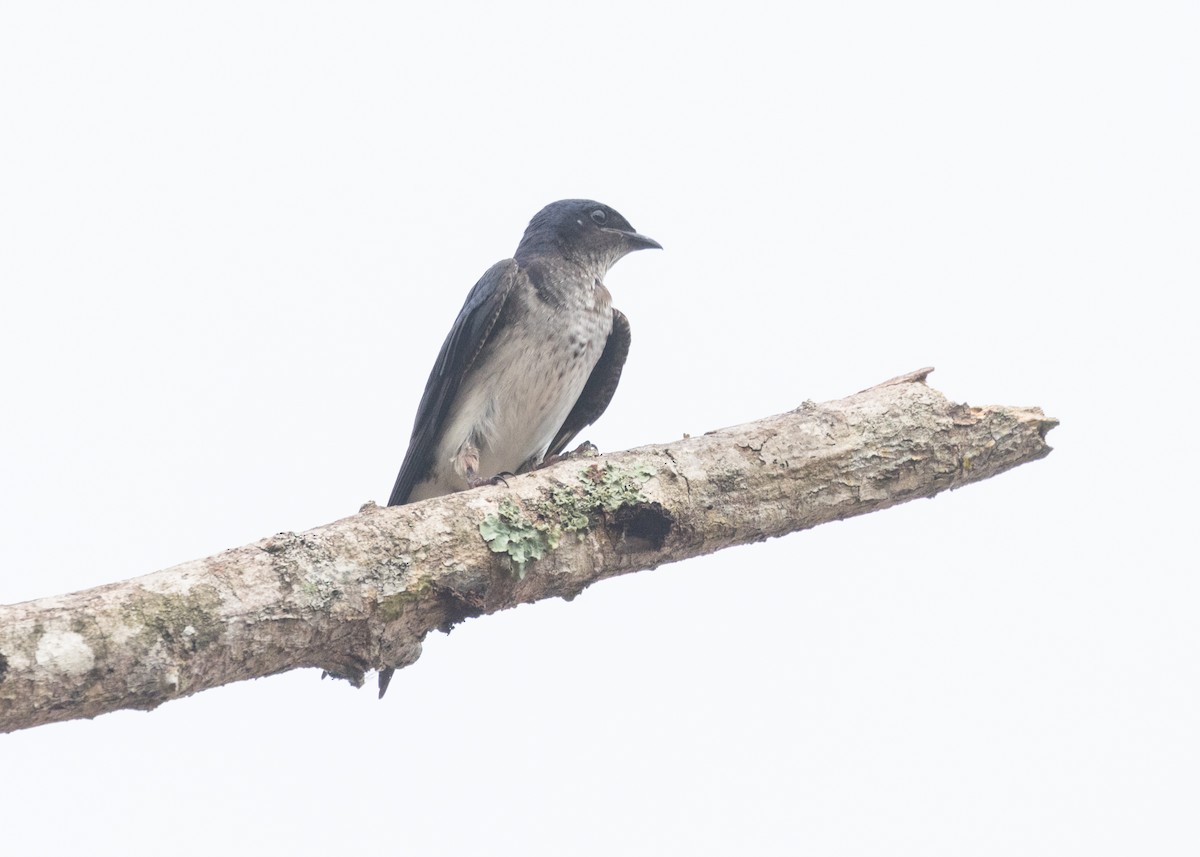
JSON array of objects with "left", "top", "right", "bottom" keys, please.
[
  {"left": 546, "top": 307, "right": 631, "bottom": 458},
  {"left": 387, "top": 259, "right": 520, "bottom": 506}
]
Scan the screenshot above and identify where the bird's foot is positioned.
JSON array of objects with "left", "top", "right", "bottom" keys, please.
[{"left": 467, "top": 471, "right": 514, "bottom": 489}]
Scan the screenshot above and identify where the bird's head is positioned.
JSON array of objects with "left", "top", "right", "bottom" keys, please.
[{"left": 515, "top": 199, "right": 661, "bottom": 271}]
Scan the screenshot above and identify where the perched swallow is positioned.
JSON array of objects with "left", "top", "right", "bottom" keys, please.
[
  {"left": 377, "top": 200, "right": 658, "bottom": 696},
  {"left": 387, "top": 199, "right": 660, "bottom": 506}
]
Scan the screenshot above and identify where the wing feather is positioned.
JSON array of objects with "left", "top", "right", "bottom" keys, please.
[
  {"left": 546, "top": 308, "right": 631, "bottom": 458},
  {"left": 387, "top": 260, "right": 520, "bottom": 506}
]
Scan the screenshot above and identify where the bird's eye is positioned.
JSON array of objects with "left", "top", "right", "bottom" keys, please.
[{"left": 590, "top": 209, "right": 607, "bottom": 225}]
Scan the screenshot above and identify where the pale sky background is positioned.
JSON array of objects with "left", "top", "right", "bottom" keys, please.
[{"left": 1, "top": 2, "right": 1197, "bottom": 855}]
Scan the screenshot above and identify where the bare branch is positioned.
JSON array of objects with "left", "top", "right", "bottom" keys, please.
[{"left": 0, "top": 370, "right": 1057, "bottom": 733}]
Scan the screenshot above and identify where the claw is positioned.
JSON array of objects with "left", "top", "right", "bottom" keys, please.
[{"left": 467, "top": 471, "right": 513, "bottom": 489}]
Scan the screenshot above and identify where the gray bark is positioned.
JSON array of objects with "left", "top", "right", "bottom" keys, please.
[{"left": 0, "top": 369, "right": 1057, "bottom": 733}]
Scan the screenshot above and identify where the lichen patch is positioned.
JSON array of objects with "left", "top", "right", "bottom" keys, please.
[
  {"left": 34, "top": 631, "right": 95, "bottom": 676},
  {"left": 479, "top": 461, "right": 658, "bottom": 576}
]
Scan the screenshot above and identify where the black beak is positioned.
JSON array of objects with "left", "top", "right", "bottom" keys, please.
[{"left": 604, "top": 227, "right": 662, "bottom": 251}]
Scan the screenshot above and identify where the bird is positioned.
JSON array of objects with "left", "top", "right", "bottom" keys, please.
[
  {"left": 386, "top": 199, "right": 660, "bottom": 507},
  {"left": 377, "top": 200, "right": 659, "bottom": 697}
]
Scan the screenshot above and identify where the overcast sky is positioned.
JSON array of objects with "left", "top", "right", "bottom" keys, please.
[{"left": 2, "top": 2, "right": 1197, "bottom": 855}]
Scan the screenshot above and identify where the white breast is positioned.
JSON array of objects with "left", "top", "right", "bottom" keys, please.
[{"left": 415, "top": 279, "right": 614, "bottom": 498}]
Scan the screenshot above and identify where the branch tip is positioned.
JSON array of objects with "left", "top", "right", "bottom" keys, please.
[{"left": 864, "top": 367, "right": 935, "bottom": 392}]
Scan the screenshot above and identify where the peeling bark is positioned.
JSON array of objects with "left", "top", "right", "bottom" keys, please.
[{"left": 0, "top": 369, "right": 1057, "bottom": 733}]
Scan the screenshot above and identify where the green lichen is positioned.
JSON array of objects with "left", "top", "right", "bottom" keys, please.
[
  {"left": 479, "top": 499, "right": 553, "bottom": 578},
  {"left": 125, "top": 584, "right": 223, "bottom": 651},
  {"left": 479, "top": 462, "right": 656, "bottom": 577},
  {"left": 299, "top": 576, "right": 341, "bottom": 609},
  {"left": 376, "top": 575, "right": 436, "bottom": 622},
  {"left": 549, "top": 458, "right": 657, "bottom": 518}
]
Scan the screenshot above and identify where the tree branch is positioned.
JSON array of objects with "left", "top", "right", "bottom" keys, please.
[{"left": 0, "top": 369, "right": 1057, "bottom": 733}]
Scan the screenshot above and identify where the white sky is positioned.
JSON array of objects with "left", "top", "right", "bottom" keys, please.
[{"left": 1, "top": 2, "right": 1197, "bottom": 854}]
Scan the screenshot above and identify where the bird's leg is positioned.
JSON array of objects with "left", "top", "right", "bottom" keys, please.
[
  {"left": 455, "top": 442, "right": 513, "bottom": 490},
  {"left": 457, "top": 444, "right": 485, "bottom": 487},
  {"left": 466, "top": 470, "right": 512, "bottom": 489}
]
